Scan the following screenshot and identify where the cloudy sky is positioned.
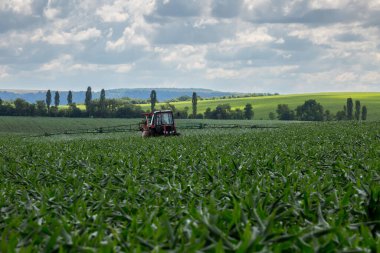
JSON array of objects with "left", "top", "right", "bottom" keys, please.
[{"left": 0, "top": 0, "right": 379, "bottom": 93}]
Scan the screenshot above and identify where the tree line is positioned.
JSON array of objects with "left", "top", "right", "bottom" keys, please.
[
  {"left": 151, "top": 90, "right": 254, "bottom": 120},
  {"left": 0, "top": 88, "right": 369, "bottom": 121},
  {"left": 0, "top": 87, "right": 145, "bottom": 118},
  {"left": 274, "top": 98, "right": 368, "bottom": 121},
  {"left": 165, "top": 92, "right": 279, "bottom": 103}
]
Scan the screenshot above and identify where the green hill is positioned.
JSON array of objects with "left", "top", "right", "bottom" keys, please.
[{"left": 138, "top": 92, "right": 380, "bottom": 120}]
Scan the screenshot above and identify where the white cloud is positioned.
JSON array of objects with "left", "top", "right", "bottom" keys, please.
[
  {"left": 299, "top": 69, "right": 378, "bottom": 88},
  {"left": 206, "top": 68, "right": 240, "bottom": 79},
  {"left": 114, "top": 64, "right": 134, "bottom": 73},
  {"left": 290, "top": 23, "right": 378, "bottom": 48},
  {"left": 39, "top": 54, "right": 134, "bottom": 74},
  {"left": 288, "top": 23, "right": 380, "bottom": 71},
  {"left": 106, "top": 26, "right": 149, "bottom": 51},
  {"left": 71, "top": 63, "right": 134, "bottom": 73},
  {"left": 156, "top": 45, "right": 207, "bottom": 71},
  {"left": 375, "top": 53, "right": 380, "bottom": 62},
  {"left": 0, "top": 31, "right": 31, "bottom": 47},
  {"left": 242, "top": 0, "right": 268, "bottom": 11},
  {"left": 96, "top": 0, "right": 156, "bottom": 24},
  {"left": 193, "top": 17, "right": 219, "bottom": 28},
  {"left": 206, "top": 65, "right": 299, "bottom": 80},
  {"left": 104, "top": 0, "right": 156, "bottom": 51},
  {"left": 335, "top": 72, "right": 358, "bottom": 82},
  {"left": 0, "top": 66, "right": 10, "bottom": 78},
  {"left": 44, "top": 7, "right": 60, "bottom": 20},
  {"left": 368, "top": 0, "right": 380, "bottom": 10},
  {"left": 40, "top": 54, "right": 73, "bottom": 72},
  {"left": 289, "top": 24, "right": 337, "bottom": 46},
  {"left": 75, "top": 28, "right": 102, "bottom": 42},
  {"left": 0, "top": 0, "right": 379, "bottom": 93},
  {"left": 309, "top": 0, "right": 352, "bottom": 9},
  {"left": 361, "top": 71, "right": 380, "bottom": 84},
  {"left": 0, "top": 0, "right": 33, "bottom": 15},
  {"left": 283, "top": 0, "right": 305, "bottom": 15},
  {"left": 43, "top": 0, "right": 63, "bottom": 20},
  {"left": 96, "top": 3, "right": 129, "bottom": 22},
  {"left": 221, "top": 26, "right": 275, "bottom": 47},
  {"left": 309, "top": 0, "right": 370, "bottom": 9},
  {"left": 42, "top": 28, "right": 101, "bottom": 45}
]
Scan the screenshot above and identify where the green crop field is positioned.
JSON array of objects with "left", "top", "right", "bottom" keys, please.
[
  {"left": 0, "top": 117, "right": 140, "bottom": 135},
  {"left": 0, "top": 116, "right": 288, "bottom": 136},
  {"left": 137, "top": 92, "right": 380, "bottom": 120},
  {"left": 0, "top": 120, "right": 379, "bottom": 252}
]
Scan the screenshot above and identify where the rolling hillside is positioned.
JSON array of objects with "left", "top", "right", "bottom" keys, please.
[
  {"left": 0, "top": 88, "right": 239, "bottom": 104},
  {"left": 4, "top": 91, "right": 380, "bottom": 120},
  {"left": 138, "top": 92, "right": 380, "bottom": 120}
]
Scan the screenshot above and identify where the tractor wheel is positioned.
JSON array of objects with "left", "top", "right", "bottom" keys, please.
[{"left": 142, "top": 130, "right": 151, "bottom": 138}]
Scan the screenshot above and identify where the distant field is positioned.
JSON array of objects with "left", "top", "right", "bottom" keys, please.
[
  {"left": 59, "top": 92, "right": 380, "bottom": 120},
  {"left": 137, "top": 92, "right": 380, "bottom": 120},
  {"left": 0, "top": 117, "right": 289, "bottom": 135},
  {"left": 60, "top": 104, "right": 86, "bottom": 110},
  {"left": 0, "top": 117, "right": 140, "bottom": 135}
]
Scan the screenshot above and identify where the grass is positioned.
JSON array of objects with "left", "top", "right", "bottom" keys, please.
[{"left": 0, "top": 121, "right": 379, "bottom": 251}]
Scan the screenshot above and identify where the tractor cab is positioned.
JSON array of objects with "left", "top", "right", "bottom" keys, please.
[{"left": 141, "top": 110, "right": 178, "bottom": 136}]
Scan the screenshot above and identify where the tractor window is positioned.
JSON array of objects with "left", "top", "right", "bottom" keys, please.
[
  {"left": 162, "top": 113, "right": 173, "bottom": 125},
  {"left": 149, "top": 115, "right": 154, "bottom": 126},
  {"left": 155, "top": 113, "right": 162, "bottom": 125}
]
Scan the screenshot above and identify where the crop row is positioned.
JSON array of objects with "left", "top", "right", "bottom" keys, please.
[{"left": 0, "top": 122, "right": 379, "bottom": 252}]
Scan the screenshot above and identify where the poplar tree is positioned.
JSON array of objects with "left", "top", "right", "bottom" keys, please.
[
  {"left": 354, "top": 100, "right": 361, "bottom": 120},
  {"left": 244, "top": 103, "right": 254, "bottom": 120},
  {"left": 100, "top": 89, "right": 106, "bottom": 117},
  {"left": 46, "top": 90, "right": 51, "bottom": 112},
  {"left": 346, "top": 98, "right": 353, "bottom": 120},
  {"left": 192, "top": 92, "right": 197, "bottom": 117},
  {"left": 67, "top": 90, "right": 73, "bottom": 105},
  {"left": 85, "top": 86, "right": 92, "bottom": 115},
  {"left": 361, "top": 106, "right": 367, "bottom": 121},
  {"left": 150, "top": 90, "right": 157, "bottom": 112},
  {"left": 100, "top": 89, "right": 106, "bottom": 102},
  {"left": 54, "top": 91, "right": 60, "bottom": 107}
]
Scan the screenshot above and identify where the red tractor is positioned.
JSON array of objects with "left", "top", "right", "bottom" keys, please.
[{"left": 140, "top": 110, "right": 178, "bottom": 137}]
